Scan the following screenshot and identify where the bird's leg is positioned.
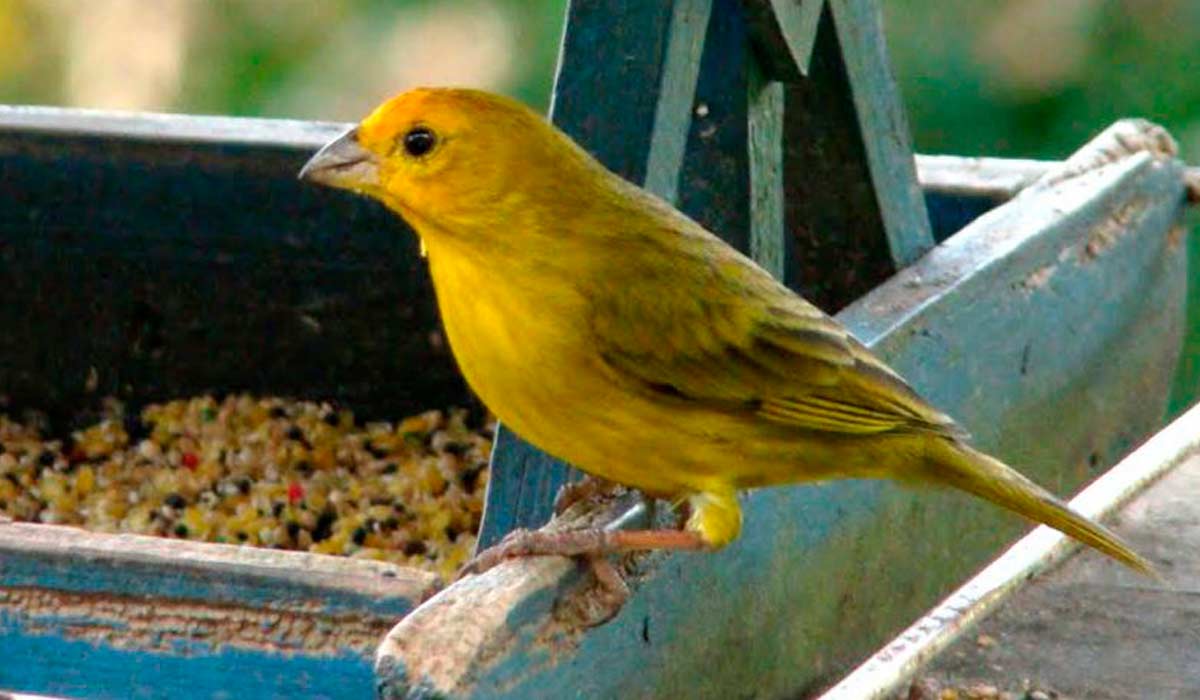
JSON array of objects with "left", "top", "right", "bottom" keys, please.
[
  {"left": 457, "top": 527, "right": 706, "bottom": 579},
  {"left": 553, "top": 475, "right": 617, "bottom": 515}
]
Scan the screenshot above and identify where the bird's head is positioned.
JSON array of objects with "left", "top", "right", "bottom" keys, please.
[{"left": 300, "top": 87, "right": 593, "bottom": 239}]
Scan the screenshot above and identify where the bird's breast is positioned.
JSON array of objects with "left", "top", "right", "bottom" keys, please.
[
  {"left": 427, "top": 251, "right": 596, "bottom": 438},
  {"left": 424, "top": 246, "right": 771, "bottom": 497}
]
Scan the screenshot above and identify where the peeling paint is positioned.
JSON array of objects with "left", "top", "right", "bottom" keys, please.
[
  {"left": 1080, "top": 198, "right": 1145, "bottom": 262},
  {"left": 1019, "top": 264, "right": 1056, "bottom": 292},
  {"left": 1167, "top": 224, "right": 1186, "bottom": 252},
  {"left": 0, "top": 586, "right": 393, "bottom": 657}
]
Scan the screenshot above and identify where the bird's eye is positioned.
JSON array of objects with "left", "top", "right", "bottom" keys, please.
[{"left": 403, "top": 127, "right": 437, "bottom": 157}]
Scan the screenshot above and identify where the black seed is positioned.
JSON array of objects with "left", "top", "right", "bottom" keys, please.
[
  {"left": 272, "top": 502, "right": 285, "bottom": 518},
  {"left": 296, "top": 460, "right": 314, "bottom": 476},
  {"left": 365, "top": 441, "right": 389, "bottom": 459},
  {"left": 286, "top": 520, "right": 301, "bottom": 539},
  {"left": 124, "top": 414, "right": 150, "bottom": 442},
  {"left": 460, "top": 465, "right": 484, "bottom": 492},
  {"left": 37, "top": 451, "right": 55, "bottom": 467},
  {"left": 322, "top": 412, "right": 340, "bottom": 426},
  {"left": 441, "top": 441, "right": 469, "bottom": 457},
  {"left": 236, "top": 531, "right": 248, "bottom": 542},
  {"left": 269, "top": 406, "right": 287, "bottom": 419},
  {"left": 403, "top": 541, "right": 427, "bottom": 556},
  {"left": 285, "top": 426, "right": 304, "bottom": 441},
  {"left": 312, "top": 508, "right": 337, "bottom": 543},
  {"left": 381, "top": 463, "right": 398, "bottom": 475},
  {"left": 383, "top": 516, "right": 400, "bottom": 530},
  {"left": 174, "top": 524, "right": 189, "bottom": 537},
  {"left": 352, "top": 526, "right": 367, "bottom": 545},
  {"left": 444, "top": 525, "right": 457, "bottom": 542},
  {"left": 164, "top": 493, "right": 186, "bottom": 509},
  {"left": 237, "top": 477, "right": 252, "bottom": 495},
  {"left": 464, "top": 404, "right": 488, "bottom": 430}
]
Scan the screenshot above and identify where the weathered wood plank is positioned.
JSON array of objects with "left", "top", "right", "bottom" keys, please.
[
  {"left": 821, "top": 402, "right": 1200, "bottom": 699},
  {"left": 828, "top": 0, "right": 933, "bottom": 267},
  {"left": 375, "top": 122, "right": 1189, "bottom": 699},
  {"left": 920, "top": 455, "right": 1200, "bottom": 699},
  {"left": 779, "top": 0, "right": 932, "bottom": 309},
  {"left": 748, "top": 58, "right": 789, "bottom": 278},
  {"left": 742, "top": 0, "right": 826, "bottom": 80},
  {"left": 0, "top": 521, "right": 433, "bottom": 698}
]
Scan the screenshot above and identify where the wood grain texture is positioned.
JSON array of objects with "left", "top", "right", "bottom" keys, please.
[
  {"left": 0, "top": 522, "right": 433, "bottom": 698},
  {"left": 924, "top": 455, "right": 1200, "bottom": 699}
]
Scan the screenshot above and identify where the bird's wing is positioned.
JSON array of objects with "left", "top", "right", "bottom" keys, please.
[{"left": 589, "top": 233, "right": 961, "bottom": 437}]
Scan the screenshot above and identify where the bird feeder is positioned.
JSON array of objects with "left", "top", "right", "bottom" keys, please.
[{"left": 0, "top": 0, "right": 1193, "bottom": 697}]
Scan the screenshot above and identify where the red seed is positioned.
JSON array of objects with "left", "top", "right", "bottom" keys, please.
[
  {"left": 288, "top": 482, "right": 304, "bottom": 504},
  {"left": 181, "top": 452, "right": 199, "bottom": 470}
]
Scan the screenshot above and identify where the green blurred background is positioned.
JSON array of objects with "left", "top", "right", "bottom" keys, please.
[
  {"left": 1, "top": 0, "right": 1196, "bottom": 162},
  {"left": 0, "top": 0, "right": 1196, "bottom": 409}
]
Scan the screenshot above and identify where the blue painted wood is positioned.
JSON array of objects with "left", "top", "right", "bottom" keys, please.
[
  {"left": 679, "top": 0, "right": 753, "bottom": 251},
  {"left": 776, "top": 0, "right": 932, "bottom": 309},
  {"left": 0, "top": 630, "right": 374, "bottom": 700},
  {"left": 477, "top": 428, "right": 574, "bottom": 550},
  {"left": 828, "top": 0, "right": 933, "bottom": 267},
  {"left": 0, "top": 522, "right": 432, "bottom": 698},
  {"left": 374, "top": 127, "right": 1190, "bottom": 698},
  {"left": 743, "top": 0, "right": 826, "bottom": 79}
]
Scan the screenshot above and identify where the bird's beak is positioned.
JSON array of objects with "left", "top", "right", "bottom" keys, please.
[{"left": 298, "top": 127, "right": 381, "bottom": 190}]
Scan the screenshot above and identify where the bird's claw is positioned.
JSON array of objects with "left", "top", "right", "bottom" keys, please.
[
  {"left": 553, "top": 476, "right": 616, "bottom": 516},
  {"left": 454, "top": 527, "right": 533, "bottom": 581}
]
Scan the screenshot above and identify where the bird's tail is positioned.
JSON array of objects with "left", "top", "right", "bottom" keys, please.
[{"left": 923, "top": 437, "right": 1155, "bottom": 576}]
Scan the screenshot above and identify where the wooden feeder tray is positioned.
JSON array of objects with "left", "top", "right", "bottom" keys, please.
[{"left": 0, "top": 1, "right": 1194, "bottom": 698}]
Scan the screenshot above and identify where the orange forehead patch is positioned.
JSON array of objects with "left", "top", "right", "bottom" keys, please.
[
  {"left": 357, "top": 87, "right": 538, "bottom": 150},
  {"left": 359, "top": 90, "right": 427, "bottom": 144}
]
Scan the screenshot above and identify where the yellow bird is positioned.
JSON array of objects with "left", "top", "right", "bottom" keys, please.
[{"left": 300, "top": 88, "right": 1152, "bottom": 576}]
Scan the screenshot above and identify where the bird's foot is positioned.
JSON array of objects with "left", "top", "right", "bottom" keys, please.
[
  {"left": 553, "top": 475, "right": 618, "bottom": 516},
  {"left": 563, "top": 555, "right": 632, "bottom": 627},
  {"left": 455, "top": 527, "right": 706, "bottom": 580}
]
